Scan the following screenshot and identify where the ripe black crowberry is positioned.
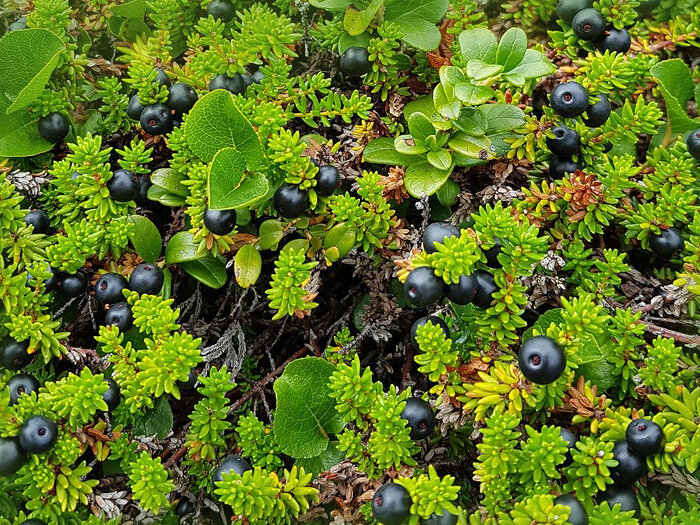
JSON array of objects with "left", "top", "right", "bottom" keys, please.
[
  {"left": 572, "top": 8, "right": 605, "bottom": 41},
  {"left": 611, "top": 440, "right": 648, "bottom": 484},
  {"left": 154, "top": 68, "right": 170, "bottom": 87},
  {"left": 24, "top": 210, "right": 51, "bottom": 235},
  {"left": 598, "top": 485, "right": 640, "bottom": 515},
  {"left": 518, "top": 335, "right": 566, "bottom": 384},
  {"left": 57, "top": 272, "right": 88, "bottom": 298},
  {"left": 175, "top": 498, "right": 194, "bottom": 517},
  {"left": 421, "top": 510, "right": 458, "bottom": 525},
  {"left": 8, "top": 374, "right": 39, "bottom": 406},
  {"left": 597, "top": 28, "right": 631, "bottom": 54},
  {"left": 273, "top": 183, "right": 309, "bottom": 219},
  {"left": 423, "top": 222, "right": 460, "bottom": 253},
  {"left": 687, "top": 129, "right": 700, "bottom": 161},
  {"left": 560, "top": 427, "right": 577, "bottom": 462},
  {"left": 340, "top": 47, "right": 371, "bottom": 77},
  {"left": 104, "top": 302, "right": 134, "bottom": 332},
  {"left": 582, "top": 94, "right": 611, "bottom": 128},
  {"left": 38, "top": 112, "right": 70, "bottom": 143},
  {"left": 135, "top": 175, "right": 151, "bottom": 207},
  {"left": 0, "top": 338, "right": 32, "bottom": 371},
  {"left": 207, "top": 0, "right": 235, "bottom": 22},
  {"left": 94, "top": 272, "right": 129, "bottom": 306},
  {"left": 549, "top": 156, "right": 580, "bottom": 178},
  {"left": 107, "top": 169, "right": 139, "bottom": 202},
  {"left": 203, "top": 209, "right": 237, "bottom": 235},
  {"left": 19, "top": 520, "right": 47, "bottom": 525},
  {"left": 372, "top": 483, "right": 412, "bottom": 525},
  {"left": 553, "top": 494, "right": 588, "bottom": 525},
  {"left": 19, "top": 415, "right": 57, "bottom": 454},
  {"left": 212, "top": 454, "right": 252, "bottom": 483},
  {"left": 626, "top": 419, "right": 665, "bottom": 457},
  {"left": 103, "top": 379, "right": 121, "bottom": 411},
  {"left": 315, "top": 165, "right": 340, "bottom": 197},
  {"left": 0, "top": 436, "right": 27, "bottom": 476},
  {"left": 410, "top": 316, "right": 450, "bottom": 346},
  {"left": 473, "top": 269, "right": 497, "bottom": 309},
  {"left": 400, "top": 397, "right": 436, "bottom": 440},
  {"left": 140, "top": 103, "right": 173, "bottom": 135},
  {"left": 167, "top": 83, "right": 198, "bottom": 114},
  {"left": 445, "top": 274, "right": 478, "bottom": 304},
  {"left": 129, "top": 263, "right": 165, "bottom": 295},
  {"left": 127, "top": 94, "right": 145, "bottom": 120},
  {"left": 556, "top": 0, "right": 592, "bottom": 24},
  {"left": 177, "top": 369, "right": 198, "bottom": 390},
  {"left": 546, "top": 125, "right": 581, "bottom": 157},
  {"left": 484, "top": 237, "right": 502, "bottom": 268},
  {"left": 550, "top": 82, "right": 590, "bottom": 118},
  {"left": 209, "top": 73, "right": 244, "bottom": 95},
  {"left": 649, "top": 227, "right": 684, "bottom": 260},
  {"left": 404, "top": 267, "right": 445, "bottom": 308}
]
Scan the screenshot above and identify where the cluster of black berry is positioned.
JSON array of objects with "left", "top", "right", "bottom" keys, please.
[
  {"left": 546, "top": 81, "right": 611, "bottom": 178},
  {"left": 272, "top": 164, "right": 340, "bottom": 219},
  {"left": 557, "top": 0, "right": 635, "bottom": 54},
  {"left": 403, "top": 222, "right": 499, "bottom": 310},
  {"left": 371, "top": 481, "right": 457, "bottom": 525},
  {"left": 94, "top": 263, "right": 165, "bottom": 333},
  {"left": 127, "top": 69, "right": 198, "bottom": 135}
]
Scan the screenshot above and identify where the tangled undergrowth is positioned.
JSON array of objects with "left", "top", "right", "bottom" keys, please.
[{"left": 0, "top": 0, "right": 699, "bottom": 524}]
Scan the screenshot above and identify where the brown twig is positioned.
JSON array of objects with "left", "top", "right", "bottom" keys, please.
[{"left": 643, "top": 322, "right": 700, "bottom": 345}]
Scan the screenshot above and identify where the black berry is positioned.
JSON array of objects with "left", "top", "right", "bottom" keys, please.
[
  {"left": 372, "top": 483, "right": 412, "bottom": 525},
  {"left": 572, "top": 8, "right": 605, "bottom": 41},
  {"left": 107, "top": 169, "right": 139, "bottom": 202},
  {"left": 0, "top": 436, "right": 27, "bottom": 476},
  {"left": 404, "top": 267, "right": 445, "bottom": 308},
  {"left": 140, "top": 103, "right": 173, "bottom": 135},
  {"left": 598, "top": 485, "right": 640, "bottom": 515},
  {"left": 207, "top": 0, "right": 235, "bottom": 22},
  {"left": 24, "top": 210, "right": 51, "bottom": 235},
  {"left": 209, "top": 73, "right": 230, "bottom": 91},
  {"left": 421, "top": 510, "right": 458, "bottom": 525},
  {"left": 0, "top": 338, "right": 32, "bottom": 371},
  {"left": 167, "top": 83, "right": 198, "bottom": 114},
  {"left": 687, "top": 129, "right": 700, "bottom": 160},
  {"left": 315, "top": 165, "right": 340, "bottom": 197},
  {"left": 103, "top": 379, "right": 121, "bottom": 411},
  {"left": 19, "top": 520, "right": 47, "bottom": 525},
  {"left": 400, "top": 397, "right": 436, "bottom": 440},
  {"left": 445, "top": 274, "right": 478, "bottom": 305},
  {"left": 273, "top": 183, "right": 309, "bottom": 219},
  {"left": 7, "top": 17, "right": 27, "bottom": 32},
  {"left": 340, "top": 47, "right": 371, "bottom": 77},
  {"left": 473, "top": 269, "right": 497, "bottom": 309},
  {"left": 423, "top": 222, "right": 460, "bottom": 253},
  {"left": 554, "top": 494, "right": 588, "bottom": 525},
  {"left": 94, "top": 272, "right": 129, "bottom": 306},
  {"left": 38, "top": 112, "right": 70, "bottom": 143},
  {"left": 546, "top": 125, "right": 581, "bottom": 157},
  {"left": 57, "top": 272, "right": 88, "bottom": 298},
  {"left": 649, "top": 227, "right": 684, "bottom": 260},
  {"left": 212, "top": 454, "right": 252, "bottom": 483},
  {"left": 203, "top": 209, "right": 237, "bottom": 235},
  {"left": 129, "top": 263, "right": 165, "bottom": 295},
  {"left": 582, "top": 94, "right": 611, "bottom": 128},
  {"left": 104, "top": 302, "right": 134, "bottom": 332},
  {"left": 135, "top": 175, "right": 151, "bottom": 206},
  {"left": 8, "top": 374, "right": 39, "bottom": 406},
  {"left": 410, "top": 316, "right": 450, "bottom": 346},
  {"left": 250, "top": 70, "right": 264, "bottom": 84},
  {"left": 177, "top": 369, "right": 198, "bottom": 390},
  {"left": 209, "top": 73, "right": 244, "bottom": 94},
  {"left": 19, "top": 415, "right": 57, "bottom": 454},
  {"left": 560, "top": 427, "right": 577, "bottom": 464},
  {"left": 556, "top": 0, "right": 592, "bottom": 24},
  {"left": 127, "top": 94, "right": 145, "bottom": 120},
  {"left": 518, "top": 335, "right": 566, "bottom": 385},
  {"left": 549, "top": 156, "right": 580, "bottom": 178},
  {"left": 155, "top": 68, "right": 170, "bottom": 87},
  {"left": 611, "top": 440, "right": 648, "bottom": 484},
  {"left": 175, "top": 498, "right": 194, "bottom": 517},
  {"left": 626, "top": 419, "right": 665, "bottom": 457},
  {"left": 550, "top": 82, "right": 590, "bottom": 118},
  {"left": 484, "top": 237, "right": 503, "bottom": 268},
  {"left": 597, "top": 28, "right": 631, "bottom": 54}
]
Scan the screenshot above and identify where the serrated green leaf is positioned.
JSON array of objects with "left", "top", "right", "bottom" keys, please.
[
  {"left": 0, "top": 93, "right": 52, "bottom": 157},
  {"left": 208, "top": 147, "right": 269, "bottom": 210},
  {"left": 272, "top": 357, "right": 345, "bottom": 458},
  {"left": 343, "top": 0, "right": 383, "bottom": 35}
]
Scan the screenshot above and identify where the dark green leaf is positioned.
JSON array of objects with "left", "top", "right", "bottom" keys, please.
[
  {"left": 181, "top": 256, "right": 228, "bottom": 289},
  {"left": 127, "top": 215, "right": 162, "bottom": 263}
]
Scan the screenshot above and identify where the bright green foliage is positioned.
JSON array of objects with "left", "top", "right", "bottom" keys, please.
[
  {"left": 186, "top": 366, "right": 236, "bottom": 462},
  {"left": 127, "top": 452, "right": 175, "bottom": 514},
  {"left": 414, "top": 320, "right": 460, "bottom": 384},
  {"left": 214, "top": 465, "right": 318, "bottom": 524},
  {"left": 266, "top": 248, "right": 318, "bottom": 320},
  {"left": 517, "top": 425, "right": 568, "bottom": 492},
  {"left": 236, "top": 412, "right": 284, "bottom": 471},
  {"left": 396, "top": 464, "right": 461, "bottom": 520},
  {"left": 500, "top": 494, "right": 570, "bottom": 525},
  {"left": 40, "top": 368, "right": 108, "bottom": 427},
  {"left": 564, "top": 436, "right": 617, "bottom": 498}
]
